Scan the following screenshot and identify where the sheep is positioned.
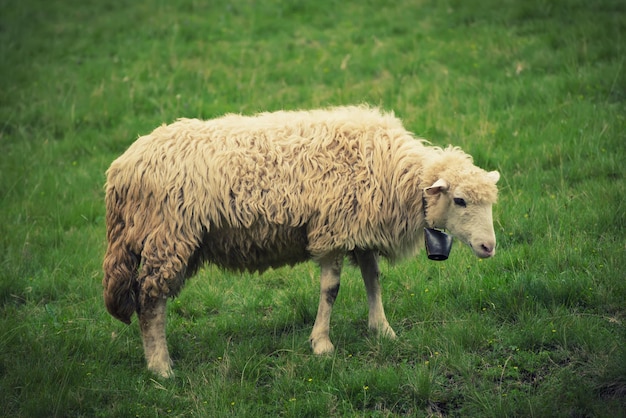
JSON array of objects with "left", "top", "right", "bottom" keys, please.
[{"left": 102, "top": 105, "right": 500, "bottom": 378}]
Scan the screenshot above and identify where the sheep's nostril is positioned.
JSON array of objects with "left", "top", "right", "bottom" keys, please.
[{"left": 481, "top": 244, "right": 494, "bottom": 255}]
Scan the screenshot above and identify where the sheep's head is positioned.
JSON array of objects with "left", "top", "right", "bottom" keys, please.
[{"left": 424, "top": 170, "right": 500, "bottom": 259}]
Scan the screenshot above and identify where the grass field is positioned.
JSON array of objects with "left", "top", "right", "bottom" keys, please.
[{"left": 1, "top": 0, "right": 625, "bottom": 416}]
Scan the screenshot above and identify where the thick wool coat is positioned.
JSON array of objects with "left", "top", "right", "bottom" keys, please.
[{"left": 103, "top": 106, "right": 498, "bottom": 324}]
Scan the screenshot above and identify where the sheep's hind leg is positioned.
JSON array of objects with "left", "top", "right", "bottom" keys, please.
[
  {"left": 136, "top": 231, "right": 196, "bottom": 377},
  {"left": 310, "top": 253, "right": 343, "bottom": 354},
  {"left": 138, "top": 293, "right": 173, "bottom": 378},
  {"left": 355, "top": 249, "right": 396, "bottom": 339}
]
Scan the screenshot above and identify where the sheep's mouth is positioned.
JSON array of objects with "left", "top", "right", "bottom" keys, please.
[{"left": 470, "top": 243, "right": 496, "bottom": 259}]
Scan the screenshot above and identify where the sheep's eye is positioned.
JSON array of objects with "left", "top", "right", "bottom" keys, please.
[{"left": 453, "top": 198, "right": 467, "bottom": 207}]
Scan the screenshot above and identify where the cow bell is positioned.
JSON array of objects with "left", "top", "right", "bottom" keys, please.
[{"left": 424, "top": 227, "right": 453, "bottom": 261}]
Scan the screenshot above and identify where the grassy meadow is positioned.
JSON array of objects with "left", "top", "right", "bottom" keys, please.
[{"left": 1, "top": 0, "right": 625, "bottom": 416}]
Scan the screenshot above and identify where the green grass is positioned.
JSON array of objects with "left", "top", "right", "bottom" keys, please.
[{"left": 1, "top": 0, "right": 625, "bottom": 416}]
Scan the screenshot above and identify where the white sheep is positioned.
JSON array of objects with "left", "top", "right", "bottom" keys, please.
[{"left": 103, "top": 105, "right": 500, "bottom": 377}]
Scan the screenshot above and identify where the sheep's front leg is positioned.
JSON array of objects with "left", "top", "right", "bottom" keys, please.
[
  {"left": 138, "top": 294, "right": 173, "bottom": 378},
  {"left": 355, "top": 249, "right": 396, "bottom": 339},
  {"left": 310, "top": 254, "right": 343, "bottom": 354}
]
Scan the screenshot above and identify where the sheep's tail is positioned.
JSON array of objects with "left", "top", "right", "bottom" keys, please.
[{"left": 102, "top": 185, "right": 139, "bottom": 324}]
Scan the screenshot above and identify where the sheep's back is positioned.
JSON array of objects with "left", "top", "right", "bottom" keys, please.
[{"left": 107, "top": 106, "right": 424, "bottom": 262}]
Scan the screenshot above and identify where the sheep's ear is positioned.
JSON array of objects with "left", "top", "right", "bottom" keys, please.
[
  {"left": 486, "top": 171, "right": 500, "bottom": 184},
  {"left": 425, "top": 178, "right": 450, "bottom": 195}
]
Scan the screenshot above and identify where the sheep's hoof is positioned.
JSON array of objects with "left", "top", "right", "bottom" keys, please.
[
  {"left": 370, "top": 322, "right": 397, "bottom": 340},
  {"left": 369, "top": 321, "right": 396, "bottom": 340},
  {"left": 381, "top": 325, "right": 397, "bottom": 340},
  {"left": 383, "top": 327, "right": 397, "bottom": 340},
  {"left": 311, "top": 337, "right": 335, "bottom": 355},
  {"left": 148, "top": 358, "right": 174, "bottom": 378}
]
